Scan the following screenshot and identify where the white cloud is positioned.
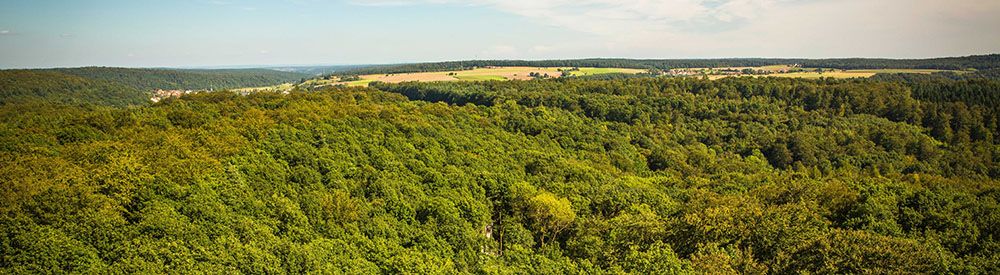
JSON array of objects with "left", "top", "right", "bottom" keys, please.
[
  {"left": 352, "top": 0, "right": 782, "bottom": 35},
  {"left": 350, "top": 0, "right": 1000, "bottom": 57},
  {"left": 0, "top": 30, "right": 10, "bottom": 35}
]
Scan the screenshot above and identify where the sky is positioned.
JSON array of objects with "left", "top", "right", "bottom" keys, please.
[{"left": 1, "top": 0, "right": 999, "bottom": 69}]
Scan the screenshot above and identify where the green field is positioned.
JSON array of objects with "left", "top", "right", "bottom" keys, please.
[
  {"left": 340, "top": 79, "right": 377, "bottom": 86},
  {"left": 233, "top": 83, "right": 296, "bottom": 93}
]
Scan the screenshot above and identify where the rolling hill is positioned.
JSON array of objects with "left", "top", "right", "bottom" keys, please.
[{"left": 0, "top": 67, "right": 311, "bottom": 106}]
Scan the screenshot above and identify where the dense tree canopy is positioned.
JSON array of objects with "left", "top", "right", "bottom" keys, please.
[{"left": 1, "top": 74, "right": 999, "bottom": 273}]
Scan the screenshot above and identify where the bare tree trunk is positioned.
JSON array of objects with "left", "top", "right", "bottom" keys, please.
[{"left": 497, "top": 210, "right": 504, "bottom": 256}]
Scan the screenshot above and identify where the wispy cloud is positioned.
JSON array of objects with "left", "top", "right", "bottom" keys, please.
[
  {"left": 345, "top": 0, "right": 810, "bottom": 57},
  {"left": 349, "top": 0, "right": 1000, "bottom": 57},
  {"left": 0, "top": 30, "right": 11, "bottom": 35},
  {"left": 352, "top": 0, "right": 783, "bottom": 35}
]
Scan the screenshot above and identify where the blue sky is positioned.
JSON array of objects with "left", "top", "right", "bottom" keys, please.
[{"left": 1, "top": 0, "right": 998, "bottom": 68}]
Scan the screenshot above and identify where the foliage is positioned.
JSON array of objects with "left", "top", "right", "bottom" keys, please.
[
  {"left": 338, "top": 75, "right": 362, "bottom": 82},
  {"left": 527, "top": 192, "right": 575, "bottom": 246},
  {"left": 1, "top": 74, "right": 999, "bottom": 273}
]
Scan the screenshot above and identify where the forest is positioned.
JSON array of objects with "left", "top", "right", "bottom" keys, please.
[
  {"left": 334, "top": 54, "right": 1000, "bottom": 76},
  {"left": 0, "top": 68, "right": 310, "bottom": 107},
  {"left": 1, "top": 69, "right": 999, "bottom": 273},
  {"left": 51, "top": 67, "right": 311, "bottom": 91},
  {"left": 0, "top": 70, "right": 149, "bottom": 106}
]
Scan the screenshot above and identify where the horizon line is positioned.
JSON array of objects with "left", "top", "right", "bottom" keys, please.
[{"left": 3, "top": 53, "right": 997, "bottom": 70}]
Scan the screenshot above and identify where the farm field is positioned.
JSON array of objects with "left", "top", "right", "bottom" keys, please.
[
  {"left": 696, "top": 67, "right": 964, "bottom": 79},
  {"left": 236, "top": 67, "right": 968, "bottom": 92},
  {"left": 454, "top": 75, "right": 507, "bottom": 81},
  {"left": 568, "top": 67, "right": 647, "bottom": 76},
  {"left": 232, "top": 83, "right": 296, "bottom": 93},
  {"left": 768, "top": 70, "right": 878, "bottom": 79},
  {"left": 768, "top": 68, "right": 959, "bottom": 79},
  {"left": 245, "top": 67, "right": 966, "bottom": 91},
  {"left": 328, "top": 66, "right": 647, "bottom": 86}
]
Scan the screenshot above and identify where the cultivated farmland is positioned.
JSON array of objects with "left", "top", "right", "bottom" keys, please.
[
  {"left": 767, "top": 68, "right": 961, "bottom": 79},
  {"left": 681, "top": 66, "right": 967, "bottom": 80},
  {"left": 328, "top": 66, "right": 647, "bottom": 86}
]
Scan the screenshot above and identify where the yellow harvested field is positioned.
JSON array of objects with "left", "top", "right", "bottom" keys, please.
[
  {"left": 700, "top": 67, "right": 962, "bottom": 80},
  {"left": 755, "top": 65, "right": 798, "bottom": 72},
  {"left": 233, "top": 83, "right": 295, "bottom": 93},
  {"left": 453, "top": 66, "right": 565, "bottom": 81},
  {"left": 369, "top": 72, "right": 459, "bottom": 82},
  {"left": 328, "top": 66, "right": 647, "bottom": 86},
  {"left": 768, "top": 71, "right": 877, "bottom": 79},
  {"left": 768, "top": 69, "right": 956, "bottom": 79},
  {"left": 848, "top": 69, "right": 952, "bottom": 74},
  {"left": 570, "top": 67, "right": 647, "bottom": 76}
]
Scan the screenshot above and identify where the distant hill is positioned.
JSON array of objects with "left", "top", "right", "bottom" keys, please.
[
  {"left": 0, "top": 67, "right": 311, "bottom": 106},
  {"left": 268, "top": 65, "right": 379, "bottom": 76},
  {"left": 53, "top": 67, "right": 311, "bottom": 91},
  {"left": 0, "top": 70, "right": 147, "bottom": 106},
  {"left": 333, "top": 54, "right": 1000, "bottom": 76}
]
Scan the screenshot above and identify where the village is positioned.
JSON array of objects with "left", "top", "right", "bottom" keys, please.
[
  {"left": 149, "top": 89, "right": 198, "bottom": 102},
  {"left": 664, "top": 64, "right": 802, "bottom": 77}
]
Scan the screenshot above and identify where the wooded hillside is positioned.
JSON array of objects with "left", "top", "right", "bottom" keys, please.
[{"left": 0, "top": 68, "right": 310, "bottom": 106}]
